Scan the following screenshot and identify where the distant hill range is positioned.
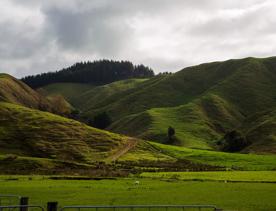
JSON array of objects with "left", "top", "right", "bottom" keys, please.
[
  {"left": 0, "top": 57, "right": 276, "bottom": 174},
  {"left": 37, "top": 57, "right": 276, "bottom": 154},
  {"left": 22, "top": 60, "right": 154, "bottom": 88}
]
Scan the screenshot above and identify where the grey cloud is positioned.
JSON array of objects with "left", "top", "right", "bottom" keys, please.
[
  {"left": 0, "top": 20, "right": 47, "bottom": 59},
  {"left": 43, "top": 2, "right": 134, "bottom": 56},
  {"left": 1, "top": 0, "right": 276, "bottom": 77},
  {"left": 188, "top": 1, "right": 275, "bottom": 37}
]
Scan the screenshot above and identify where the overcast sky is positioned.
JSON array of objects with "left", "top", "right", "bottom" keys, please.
[{"left": 1, "top": 0, "right": 276, "bottom": 77}]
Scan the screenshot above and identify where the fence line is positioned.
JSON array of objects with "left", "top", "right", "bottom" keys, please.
[
  {"left": 0, "top": 195, "right": 21, "bottom": 206},
  {"left": 0, "top": 198, "right": 223, "bottom": 211},
  {"left": 0, "top": 205, "right": 44, "bottom": 211},
  {"left": 61, "top": 205, "right": 220, "bottom": 211}
]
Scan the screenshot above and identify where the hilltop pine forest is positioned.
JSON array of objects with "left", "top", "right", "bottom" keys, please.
[
  {"left": 0, "top": 57, "right": 276, "bottom": 175},
  {"left": 22, "top": 60, "right": 155, "bottom": 88}
]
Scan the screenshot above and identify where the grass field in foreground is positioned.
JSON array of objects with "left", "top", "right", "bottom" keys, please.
[{"left": 0, "top": 174, "right": 276, "bottom": 211}]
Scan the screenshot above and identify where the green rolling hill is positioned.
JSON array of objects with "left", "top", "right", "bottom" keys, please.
[
  {"left": 41, "top": 78, "right": 148, "bottom": 110},
  {"left": 1, "top": 101, "right": 276, "bottom": 172},
  {"left": 240, "top": 109, "right": 276, "bottom": 154},
  {"left": 0, "top": 74, "right": 71, "bottom": 116},
  {"left": 0, "top": 74, "right": 171, "bottom": 174},
  {"left": 39, "top": 57, "right": 276, "bottom": 153},
  {"left": 0, "top": 55, "right": 275, "bottom": 176},
  {"left": 103, "top": 58, "right": 276, "bottom": 152},
  {"left": 1, "top": 72, "right": 276, "bottom": 174},
  {"left": 0, "top": 102, "right": 129, "bottom": 162},
  {"left": 0, "top": 74, "right": 126, "bottom": 161},
  {"left": 0, "top": 74, "right": 52, "bottom": 111},
  {"left": 41, "top": 82, "right": 95, "bottom": 103},
  {"left": 73, "top": 78, "right": 149, "bottom": 111},
  {"left": 0, "top": 74, "right": 127, "bottom": 162}
]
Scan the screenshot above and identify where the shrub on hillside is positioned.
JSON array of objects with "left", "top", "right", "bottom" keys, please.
[
  {"left": 90, "top": 112, "right": 112, "bottom": 129},
  {"left": 70, "top": 109, "right": 81, "bottom": 120},
  {"left": 48, "top": 95, "right": 72, "bottom": 116},
  {"left": 220, "top": 130, "right": 250, "bottom": 152},
  {"left": 2, "top": 154, "right": 18, "bottom": 161}
]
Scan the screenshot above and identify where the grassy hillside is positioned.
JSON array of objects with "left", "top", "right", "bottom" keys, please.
[
  {"left": 41, "top": 83, "right": 95, "bottom": 103},
  {"left": 102, "top": 57, "right": 275, "bottom": 118},
  {"left": 73, "top": 78, "right": 148, "bottom": 111},
  {"left": 110, "top": 94, "right": 244, "bottom": 149},
  {"left": 41, "top": 79, "right": 149, "bottom": 110},
  {"left": 240, "top": 109, "right": 276, "bottom": 153},
  {"left": 0, "top": 69, "right": 275, "bottom": 175},
  {"left": 0, "top": 102, "right": 130, "bottom": 162},
  {"left": 0, "top": 74, "right": 51, "bottom": 110},
  {"left": 106, "top": 57, "right": 276, "bottom": 152},
  {"left": 1, "top": 101, "right": 276, "bottom": 173},
  {"left": 87, "top": 60, "right": 248, "bottom": 120},
  {"left": 0, "top": 74, "right": 71, "bottom": 115},
  {"left": 0, "top": 100, "right": 173, "bottom": 166},
  {"left": 12, "top": 57, "right": 276, "bottom": 154}
]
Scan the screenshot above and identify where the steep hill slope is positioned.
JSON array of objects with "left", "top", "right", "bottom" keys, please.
[
  {"left": 240, "top": 109, "right": 276, "bottom": 153},
  {"left": 96, "top": 57, "right": 276, "bottom": 152},
  {"left": 0, "top": 101, "right": 130, "bottom": 162},
  {"left": 0, "top": 74, "right": 169, "bottom": 165},
  {"left": 41, "top": 83, "right": 95, "bottom": 103},
  {"left": 109, "top": 94, "right": 244, "bottom": 149},
  {"left": 0, "top": 100, "right": 276, "bottom": 173},
  {"left": 22, "top": 57, "right": 276, "bottom": 153},
  {"left": 72, "top": 78, "right": 149, "bottom": 110},
  {"left": 90, "top": 57, "right": 275, "bottom": 120},
  {"left": 41, "top": 79, "right": 148, "bottom": 110},
  {"left": 0, "top": 74, "right": 51, "bottom": 110},
  {"left": 1, "top": 71, "right": 275, "bottom": 174},
  {"left": 0, "top": 74, "right": 71, "bottom": 115}
]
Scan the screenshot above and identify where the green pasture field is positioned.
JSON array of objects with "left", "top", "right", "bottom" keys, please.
[
  {"left": 0, "top": 173, "right": 276, "bottom": 211},
  {"left": 150, "top": 142, "right": 276, "bottom": 170},
  {"left": 140, "top": 171, "right": 276, "bottom": 182}
]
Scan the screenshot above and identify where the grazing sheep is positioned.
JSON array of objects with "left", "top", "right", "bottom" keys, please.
[{"left": 134, "top": 180, "right": 140, "bottom": 185}]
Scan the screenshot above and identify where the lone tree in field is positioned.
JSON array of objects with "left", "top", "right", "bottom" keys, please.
[
  {"left": 91, "top": 112, "right": 112, "bottom": 129},
  {"left": 167, "top": 126, "right": 175, "bottom": 143}
]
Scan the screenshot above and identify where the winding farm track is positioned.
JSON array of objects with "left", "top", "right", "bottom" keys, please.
[{"left": 109, "top": 138, "right": 138, "bottom": 161}]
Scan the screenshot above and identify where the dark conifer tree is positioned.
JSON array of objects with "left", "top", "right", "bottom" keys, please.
[{"left": 167, "top": 126, "right": 175, "bottom": 143}]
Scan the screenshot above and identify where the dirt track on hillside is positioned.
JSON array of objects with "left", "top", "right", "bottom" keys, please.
[{"left": 109, "top": 138, "right": 138, "bottom": 161}]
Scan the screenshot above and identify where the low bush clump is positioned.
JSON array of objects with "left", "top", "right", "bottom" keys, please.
[
  {"left": 2, "top": 154, "right": 18, "bottom": 161},
  {"left": 219, "top": 130, "right": 251, "bottom": 152}
]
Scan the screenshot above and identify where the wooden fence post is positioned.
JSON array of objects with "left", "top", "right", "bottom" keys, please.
[
  {"left": 20, "top": 197, "right": 29, "bottom": 211},
  {"left": 47, "top": 202, "right": 58, "bottom": 211}
]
